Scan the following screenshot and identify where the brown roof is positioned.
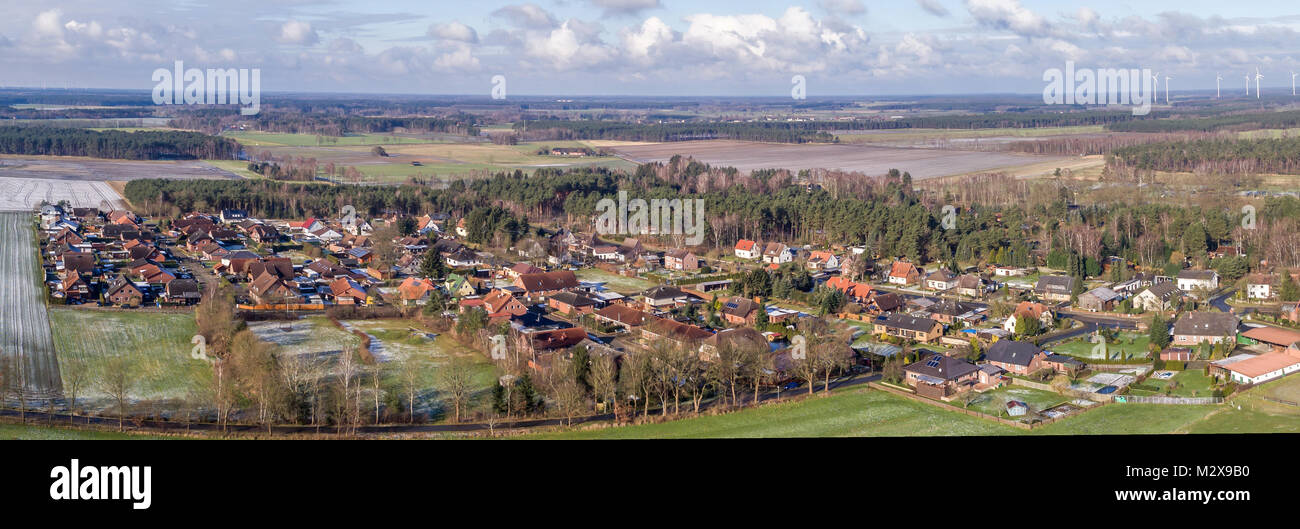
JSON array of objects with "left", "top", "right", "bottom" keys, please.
[
  {"left": 1241, "top": 326, "right": 1300, "bottom": 347},
  {"left": 529, "top": 327, "right": 588, "bottom": 351},
  {"left": 595, "top": 305, "right": 648, "bottom": 326},
  {"left": 516, "top": 270, "right": 578, "bottom": 293},
  {"left": 1222, "top": 352, "right": 1300, "bottom": 378},
  {"left": 644, "top": 317, "right": 713, "bottom": 343}
]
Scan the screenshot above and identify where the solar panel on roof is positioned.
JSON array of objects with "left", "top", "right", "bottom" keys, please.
[{"left": 925, "top": 356, "right": 941, "bottom": 368}]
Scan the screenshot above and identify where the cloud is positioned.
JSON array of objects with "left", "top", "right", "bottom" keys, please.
[
  {"left": 819, "top": 0, "right": 867, "bottom": 16},
  {"left": 428, "top": 21, "right": 478, "bottom": 43},
  {"left": 916, "top": 0, "right": 950, "bottom": 17},
  {"left": 589, "top": 0, "right": 662, "bottom": 17},
  {"left": 277, "top": 20, "right": 318, "bottom": 45},
  {"left": 621, "top": 16, "right": 674, "bottom": 63},
  {"left": 965, "top": 0, "right": 1050, "bottom": 38},
  {"left": 491, "top": 4, "right": 558, "bottom": 29}
]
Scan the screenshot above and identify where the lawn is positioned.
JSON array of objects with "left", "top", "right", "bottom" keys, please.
[
  {"left": 966, "top": 386, "right": 1068, "bottom": 419},
  {"left": 1028, "top": 403, "right": 1218, "bottom": 435},
  {"left": 1182, "top": 407, "right": 1300, "bottom": 434},
  {"left": 1047, "top": 332, "right": 1152, "bottom": 360},
  {"left": 202, "top": 159, "right": 262, "bottom": 179},
  {"left": 0, "top": 422, "right": 169, "bottom": 440},
  {"left": 528, "top": 388, "right": 1023, "bottom": 439},
  {"left": 575, "top": 268, "right": 658, "bottom": 293},
  {"left": 49, "top": 308, "right": 211, "bottom": 406},
  {"left": 1129, "top": 369, "right": 1216, "bottom": 397}
]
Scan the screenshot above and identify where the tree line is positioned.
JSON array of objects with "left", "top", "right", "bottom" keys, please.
[
  {"left": 1108, "top": 137, "right": 1300, "bottom": 175},
  {"left": 0, "top": 126, "right": 239, "bottom": 160}
]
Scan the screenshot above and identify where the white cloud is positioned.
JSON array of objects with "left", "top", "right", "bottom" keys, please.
[
  {"left": 491, "top": 4, "right": 557, "bottom": 29},
  {"left": 277, "top": 20, "right": 318, "bottom": 45},
  {"left": 965, "top": 0, "right": 1051, "bottom": 38},
  {"left": 428, "top": 21, "right": 478, "bottom": 43}
]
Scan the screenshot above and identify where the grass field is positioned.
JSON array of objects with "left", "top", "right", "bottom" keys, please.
[
  {"left": 835, "top": 125, "right": 1106, "bottom": 145},
  {"left": 0, "top": 422, "right": 168, "bottom": 440},
  {"left": 1131, "top": 369, "right": 1216, "bottom": 397},
  {"left": 1047, "top": 332, "right": 1152, "bottom": 360},
  {"left": 49, "top": 308, "right": 210, "bottom": 406},
  {"left": 529, "top": 389, "right": 1023, "bottom": 439},
  {"left": 224, "top": 131, "right": 435, "bottom": 147},
  {"left": 574, "top": 268, "right": 658, "bottom": 293}
]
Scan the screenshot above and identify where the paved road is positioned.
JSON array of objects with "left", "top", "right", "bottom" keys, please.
[{"left": 0, "top": 212, "right": 62, "bottom": 400}]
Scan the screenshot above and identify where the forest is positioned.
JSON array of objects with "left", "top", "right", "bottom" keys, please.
[
  {"left": 1108, "top": 137, "right": 1300, "bottom": 175},
  {"left": 0, "top": 126, "right": 239, "bottom": 160},
  {"left": 1106, "top": 109, "right": 1300, "bottom": 133}
]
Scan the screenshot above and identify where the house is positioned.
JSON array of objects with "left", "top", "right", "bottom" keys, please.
[
  {"left": 984, "top": 340, "right": 1047, "bottom": 375},
  {"left": 1159, "top": 347, "right": 1196, "bottom": 362},
  {"left": 1171, "top": 311, "right": 1240, "bottom": 346},
  {"left": 514, "top": 270, "right": 579, "bottom": 299},
  {"left": 719, "top": 296, "right": 762, "bottom": 326},
  {"left": 1042, "top": 353, "right": 1085, "bottom": 374},
  {"left": 874, "top": 313, "right": 943, "bottom": 343},
  {"left": 977, "top": 364, "right": 1006, "bottom": 386},
  {"left": 924, "top": 269, "right": 957, "bottom": 291},
  {"left": 104, "top": 275, "right": 144, "bottom": 307},
  {"left": 1176, "top": 269, "right": 1219, "bottom": 296},
  {"left": 762, "top": 243, "right": 794, "bottom": 265},
  {"left": 163, "top": 279, "right": 202, "bottom": 305},
  {"left": 329, "top": 277, "right": 371, "bottom": 305},
  {"left": 445, "top": 248, "right": 481, "bottom": 268},
  {"left": 1245, "top": 274, "right": 1278, "bottom": 300},
  {"left": 1132, "top": 282, "right": 1183, "bottom": 312},
  {"left": 480, "top": 289, "right": 529, "bottom": 320},
  {"left": 397, "top": 277, "right": 438, "bottom": 305},
  {"left": 992, "top": 266, "right": 1032, "bottom": 277},
  {"left": 249, "top": 272, "right": 300, "bottom": 305},
  {"left": 505, "top": 262, "right": 545, "bottom": 279},
  {"left": 642, "top": 285, "right": 689, "bottom": 309},
  {"left": 700, "top": 327, "right": 769, "bottom": 361},
  {"left": 521, "top": 327, "right": 588, "bottom": 358},
  {"left": 951, "top": 274, "right": 986, "bottom": 298},
  {"left": 925, "top": 300, "right": 986, "bottom": 325},
  {"left": 1077, "top": 287, "right": 1122, "bottom": 312},
  {"left": 887, "top": 261, "right": 921, "bottom": 286},
  {"left": 734, "top": 239, "right": 760, "bottom": 260},
  {"left": 1218, "top": 350, "right": 1300, "bottom": 385},
  {"left": 903, "top": 353, "right": 979, "bottom": 399},
  {"left": 1003, "top": 302, "right": 1054, "bottom": 333},
  {"left": 548, "top": 291, "right": 598, "bottom": 316},
  {"left": 664, "top": 249, "right": 701, "bottom": 271},
  {"left": 220, "top": 209, "right": 248, "bottom": 223},
  {"left": 641, "top": 317, "right": 713, "bottom": 347},
  {"left": 825, "top": 276, "right": 873, "bottom": 302},
  {"left": 805, "top": 251, "right": 839, "bottom": 272},
  {"left": 862, "top": 292, "right": 903, "bottom": 314},
  {"left": 445, "top": 273, "right": 477, "bottom": 298},
  {"left": 1034, "top": 275, "right": 1075, "bottom": 303},
  {"left": 593, "top": 304, "right": 649, "bottom": 331},
  {"left": 56, "top": 271, "right": 90, "bottom": 301}
]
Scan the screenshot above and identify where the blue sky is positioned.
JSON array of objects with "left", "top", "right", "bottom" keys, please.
[{"left": 1, "top": 1, "right": 1297, "bottom": 96}]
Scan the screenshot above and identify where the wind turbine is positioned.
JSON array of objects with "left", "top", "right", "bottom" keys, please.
[
  {"left": 1216, "top": 73, "right": 1222, "bottom": 98},
  {"left": 1245, "top": 74, "right": 1252, "bottom": 95},
  {"left": 1255, "top": 67, "right": 1264, "bottom": 99},
  {"left": 1164, "top": 75, "right": 1172, "bottom": 104},
  {"left": 1151, "top": 72, "right": 1160, "bottom": 102},
  {"left": 1292, "top": 71, "right": 1297, "bottom": 96}
]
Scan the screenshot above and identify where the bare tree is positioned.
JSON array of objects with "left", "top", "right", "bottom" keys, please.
[
  {"left": 437, "top": 356, "right": 475, "bottom": 423},
  {"left": 61, "top": 355, "right": 89, "bottom": 417},
  {"left": 396, "top": 354, "right": 426, "bottom": 423},
  {"left": 588, "top": 353, "right": 618, "bottom": 416},
  {"left": 96, "top": 355, "right": 138, "bottom": 432}
]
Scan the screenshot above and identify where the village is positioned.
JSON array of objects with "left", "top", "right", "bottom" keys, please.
[{"left": 29, "top": 196, "right": 1300, "bottom": 429}]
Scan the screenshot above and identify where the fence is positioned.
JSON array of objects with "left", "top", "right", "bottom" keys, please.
[
  {"left": 867, "top": 382, "right": 1034, "bottom": 430},
  {"left": 1117, "top": 395, "right": 1223, "bottom": 405}
]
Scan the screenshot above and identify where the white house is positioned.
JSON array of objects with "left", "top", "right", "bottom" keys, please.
[
  {"left": 1245, "top": 274, "right": 1278, "bottom": 300},
  {"left": 734, "top": 239, "right": 760, "bottom": 260},
  {"left": 1220, "top": 351, "right": 1300, "bottom": 385},
  {"left": 1176, "top": 269, "right": 1219, "bottom": 296}
]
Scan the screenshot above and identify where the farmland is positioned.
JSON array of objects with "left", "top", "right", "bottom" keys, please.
[
  {"left": 0, "top": 176, "right": 127, "bottom": 212},
  {"left": 48, "top": 308, "right": 208, "bottom": 406},
  {"left": 0, "top": 155, "right": 239, "bottom": 181},
  {"left": 0, "top": 212, "right": 62, "bottom": 399},
  {"left": 606, "top": 140, "right": 1069, "bottom": 180}
]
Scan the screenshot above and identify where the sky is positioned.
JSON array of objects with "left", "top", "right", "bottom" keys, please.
[{"left": 1, "top": 0, "right": 1298, "bottom": 97}]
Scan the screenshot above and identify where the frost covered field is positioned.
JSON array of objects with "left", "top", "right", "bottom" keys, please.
[{"left": 0, "top": 176, "right": 125, "bottom": 211}]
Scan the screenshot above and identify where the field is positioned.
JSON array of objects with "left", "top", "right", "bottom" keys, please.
[
  {"left": 227, "top": 133, "right": 635, "bottom": 183},
  {"left": 0, "top": 422, "right": 168, "bottom": 440},
  {"left": 574, "top": 268, "right": 657, "bottom": 293},
  {"left": 48, "top": 308, "right": 209, "bottom": 406},
  {"left": 529, "top": 389, "right": 1022, "bottom": 439},
  {"left": 0, "top": 155, "right": 239, "bottom": 181},
  {"left": 0, "top": 176, "right": 126, "bottom": 211},
  {"left": 834, "top": 125, "right": 1106, "bottom": 146},
  {"left": 0, "top": 212, "right": 63, "bottom": 399},
  {"left": 1130, "top": 369, "right": 1216, "bottom": 397},
  {"left": 607, "top": 140, "right": 1069, "bottom": 180}
]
